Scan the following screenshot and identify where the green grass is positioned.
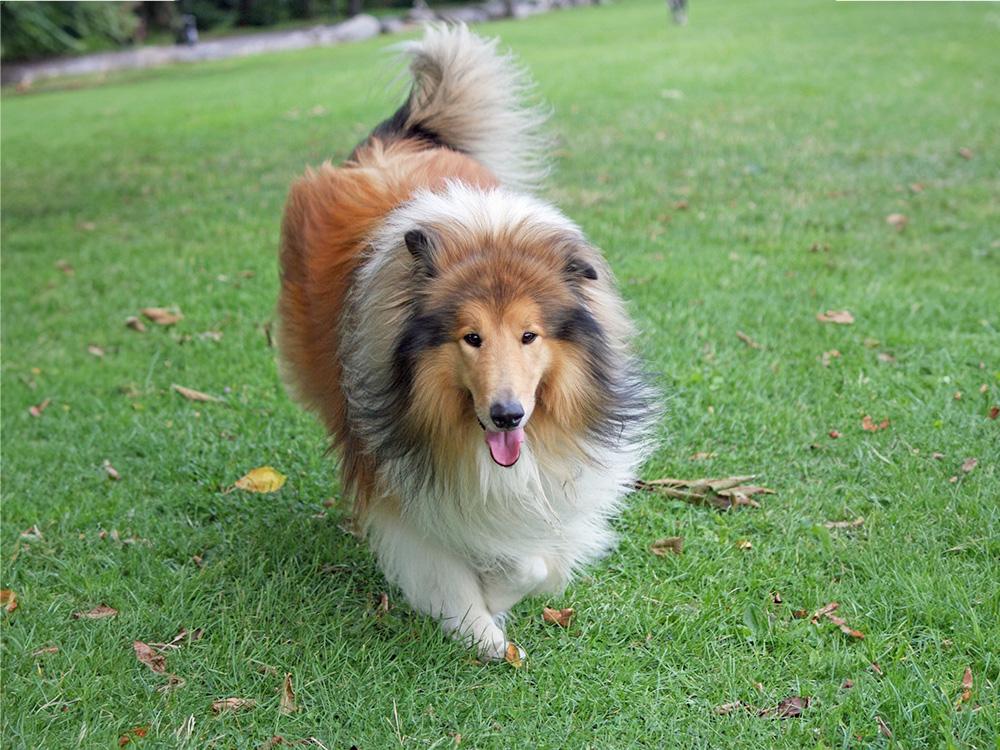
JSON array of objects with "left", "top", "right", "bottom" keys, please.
[{"left": 2, "top": 1, "right": 998, "bottom": 746}]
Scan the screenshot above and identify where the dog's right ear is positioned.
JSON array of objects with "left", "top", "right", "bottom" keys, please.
[{"left": 404, "top": 229, "right": 437, "bottom": 278}]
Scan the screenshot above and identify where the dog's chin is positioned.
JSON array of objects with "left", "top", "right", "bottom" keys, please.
[{"left": 476, "top": 418, "right": 526, "bottom": 468}]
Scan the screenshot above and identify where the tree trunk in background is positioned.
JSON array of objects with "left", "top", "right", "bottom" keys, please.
[
  {"left": 504, "top": 0, "right": 514, "bottom": 16},
  {"left": 346, "top": 0, "right": 362, "bottom": 16},
  {"left": 238, "top": 0, "right": 255, "bottom": 25}
]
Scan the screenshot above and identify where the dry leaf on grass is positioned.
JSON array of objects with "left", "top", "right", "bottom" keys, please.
[
  {"left": 877, "top": 351, "right": 896, "bottom": 363},
  {"left": 141, "top": 307, "right": 183, "bottom": 326},
  {"left": 886, "top": 213, "right": 908, "bottom": 231},
  {"left": 824, "top": 517, "right": 864, "bottom": 530},
  {"left": 810, "top": 602, "right": 864, "bottom": 638},
  {"left": 689, "top": 451, "right": 716, "bottom": 461},
  {"left": 715, "top": 701, "right": 746, "bottom": 715},
  {"left": 134, "top": 641, "right": 167, "bottom": 673},
  {"left": 232, "top": 466, "right": 286, "bottom": 493},
  {"left": 28, "top": 398, "right": 51, "bottom": 418},
  {"left": 1, "top": 589, "right": 18, "bottom": 614},
  {"left": 504, "top": 642, "right": 525, "bottom": 668},
  {"left": 117, "top": 727, "right": 148, "bottom": 747},
  {"left": 961, "top": 458, "right": 978, "bottom": 474},
  {"left": 376, "top": 592, "right": 390, "bottom": 617},
  {"left": 88, "top": 345, "right": 105, "bottom": 358},
  {"left": 989, "top": 406, "right": 999, "bottom": 420},
  {"left": 103, "top": 460, "right": 121, "bottom": 480},
  {"left": 280, "top": 673, "right": 297, "bottom": 715},
  {"left": 870, "top": 662, "right": 884, "bottom": 677},
  {"left": 828, "top": 430, "right": 841, "bottom": 439},
  {"left": 258, "top": 738, "right": 285, "bottom": 750},
  {"left": 861, "top": 415, "right": 890, "bottom": 432},
  {"left": 542, "top": 607, "right": 575, "bottom": 627},
  {"left": 841, "top": 679, "right": 854, "bottom": 690},
  {"left": 32, "top": 645, "right": 59, "bottom": 656},
  {"left": 816, "top": 310, "right": 854, "bottom": 325},
  {"left": 634, "top": 476, "right": 774, "bottom": 510},
  {"left": 957, "top": 147, "right": 973, "bottom": 160},
  {"left": 876, "top": 715, "right": 893, "bottom": 739},
  {"left": 55, "top": 259, "right": 75, "bottom": 276},
  {"left": 956, "top": 666, "right": 973, "bottom": 707},
  {"left": 156, "top": 674, "right": 187, "bottom": 693},
  {"left": 761, "top": 695, "right": 809, "bottom": 719},
  {"left": 20, "top": 525, "right": 43, "bottom": 541},
  {"left": 212, "top": 697, "right": 256, "bottom": 714},
  {"left": 820, "top": 349, "right": 841, "bottom": 367},
  {"left": 650, "top": 537, "right": 683, "bottom": 556},
  {"left": 736, "top": 331, "right": 761, "bottom": 349},
  {"left": 736, "top": 540, "right": 753, "bottom": 550},
  {"left": 73, "top": 604, "right": 118, "bottom": 619},
  {"left": 125, "top": 316, "right": 147, "bottom": 333},
  {"left": 172, "top": 384, "right": 222, "bottom": 403}
]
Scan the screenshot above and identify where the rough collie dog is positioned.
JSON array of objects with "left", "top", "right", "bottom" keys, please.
[{"left": 277, "top": 25, "right": 656, "bottom": 660}]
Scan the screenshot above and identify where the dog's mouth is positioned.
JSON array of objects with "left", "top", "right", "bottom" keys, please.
[{"left": 477, "top": 419, "right": 525, "bottom": 468}]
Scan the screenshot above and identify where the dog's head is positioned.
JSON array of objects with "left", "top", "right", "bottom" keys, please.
[{"left": 397, "top": 226, "right": 607, "bottom": 467}]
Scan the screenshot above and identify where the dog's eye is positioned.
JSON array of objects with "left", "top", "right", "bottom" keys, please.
[
  {"left": 463, "top": 333, "right": 482, "bottom": 348},
  {"left": 521, "top": 332, "right": 537, "bottom": 345}
]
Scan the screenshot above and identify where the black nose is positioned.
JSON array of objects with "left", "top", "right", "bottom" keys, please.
[{"left": 490, "top": 401, "right": 524, "bottom": 429}]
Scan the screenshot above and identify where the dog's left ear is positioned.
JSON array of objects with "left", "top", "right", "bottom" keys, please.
[
  {"left": 404, "top": 229, "right": 437, "bottom": 277},
  {"left": 564, "top": 256, "right": 598, "bottom": 282}
]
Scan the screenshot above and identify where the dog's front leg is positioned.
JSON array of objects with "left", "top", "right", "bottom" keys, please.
[
  {"left": 482, "top": 556, "right": 549, "bottom": 620},
  {"left": 367, "top": 511, "right": 509, "bottom": 661}
]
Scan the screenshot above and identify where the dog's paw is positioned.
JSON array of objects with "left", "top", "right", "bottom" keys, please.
[{"left": 479, "top": 638, "right": 525, "bottom": 665}]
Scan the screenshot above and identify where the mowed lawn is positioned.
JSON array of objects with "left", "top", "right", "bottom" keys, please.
[{"left": 2, "top": 0, "right": 998, "bottom": 746}]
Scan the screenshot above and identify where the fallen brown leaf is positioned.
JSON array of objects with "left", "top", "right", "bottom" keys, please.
[
  {"left": 1, "top": 589, "right": 18, "bottom": 614},
  {"left": 542, "top": 607, "right": 575, "bottom": 627},
  {"left": 956, "top": 666, "right": 973, "bottom": 707},
  {"left": 957, "top": 147, "right": 973, "bottom": 160},
  {"left": 32, "top": 645, "right": 59, "bottom": 656},
  {"left": 816, "top": 310, "right": 854, "bottom": 325},
  {"left": 634, "top": 475, "right": 773, "bottom": 510},
  {"left": 736, "top": 331, "right": 761, "bottom": 349},
  {"left": 504, "top": 641, "right": 525, "bottom": 668},
  {"left": 870, "top": 662, "right": 884, "bottom": 676},
  {"left": 961, "top": 458, "right": 977, "bottom": 474},
  {"left": 841, "top": 679, "right": 854, "bottom": 690},
  {"left": 88, "top": 345, "right": 105, "bottom": 358},
  {"left": 826, "top": 613, "right": 865, "bottom": 639},
  {"left": 118, "top": 727, "right": 148, "bottom": 747},
  {"left": 134, "top": 640, "right": 166, "bottom": 673},
  {"left": 876, "top": 715, "right": 893, "bottom": 739},
  {"left": 877, "top": 352, "right": 896, "bottom": 363},
  {"left": 73, "top": 604, "right": 118, "bottom": 619},
  {"left": 376, "top": 592, "right": 390, "bottom": 617},
  {"left": 156, "top": 674, "right": 187, "bottom": 693},
  {"left": 792, "top": 609, "right": 808, "bottom": 619},
  {"left": 989, "top": 406, "right": 999, "bottom": 420},
  {"left": 861, "top": 415, "right": 890, "bottom": 432},
  {"left": 103, "top": 460, "right": 121, "bottom": 480},
  {"left": 886, "top": 213, "right": 908, "bottom": 231},
  {"left": 141, "top": 307, "right": 183, "bottom": 326},
  {"left": 20, "top": 525, "right": 43, "bottom": 541},
  {"left": 28, "top": 398, "right": 51, "bottom": 418},
  {"left": 762, "top": 695, "right": 809, "bottom": 719},
  {"left": 171, "top": 384, "right": 222, "bottom": 403},
  {"left": 824, "top": 517, "right": 864, "bottom": 530},
  {"left": 280, "top": 672, "right": 297, "bottom": 715},
  {"left": 980, "top": 383, "right": 989, "bottom": 394},
  {"left": 811, "top": 602, "right": 840, "bottom": 623},
  {"left": 931, "top": 452, "right": 945, "bottom": 460},
  {"left": 55, "top": 259, "right": 75, "bottom": 276},
  {"left": 259, "top": 738, "right": 285, "bottom": 750},
  {"left": 772, "top": 592, "right": 782, "bottom": 604},
  {"left": 736, "top": 540, "right": 752, "bottom": 550},
  {"left": 820, "top": 349, "right": 841, "bottom": 367},
  {"left": 125, "top": 316, "right": 147, "bottom": 333},
  {"left": 689, "top": 451, "right": 716, "bottom": 461},
  {"left": 232, "top": 466, "right": 286, "bottom": 493},
  {"left": 954, "top": 391, "right": 962, "bottom": 401},
  {"left": 828, "top": 430, "right": 841, "bottom": 439},
  {"left": 649, "top": 537, "right": 683, "bottom": 556},
  {"left": 715, "top": 701, "right": 746, "bottom": 715},
  {"left": 211, "top": 697, "right": 256, "bottom": 713},
  {"left": 909, "top": 182, "right": 924, "bottom": 193}
]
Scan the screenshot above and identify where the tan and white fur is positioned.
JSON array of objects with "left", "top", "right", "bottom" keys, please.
[{"left": 277, "top": 25, "right": 656, "bottom": 660}]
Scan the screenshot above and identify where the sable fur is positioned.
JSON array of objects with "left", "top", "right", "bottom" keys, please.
[{"left": 277, "top": 24, "right": 656, "bottom": 660}]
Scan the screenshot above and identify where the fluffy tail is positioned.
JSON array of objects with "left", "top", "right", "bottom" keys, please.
[{"left": 367, "top": 24, "right": 550, "bottom": 191}]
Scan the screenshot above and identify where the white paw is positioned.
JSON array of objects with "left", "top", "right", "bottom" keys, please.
[{"left": 492, "top": 610, "right": 509, "bottom": 629}]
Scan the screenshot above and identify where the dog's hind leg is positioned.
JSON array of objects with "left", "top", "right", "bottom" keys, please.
[{"left": 367, "top": 510, "right": 509, "bottom": 661}]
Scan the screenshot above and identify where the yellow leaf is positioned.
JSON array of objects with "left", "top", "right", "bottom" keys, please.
[
  {"left": 234, "top": 467, "right": 286, "bottom": 493},
  {"left": 504, "top": 641, "right": 525, "bottom": 668}
]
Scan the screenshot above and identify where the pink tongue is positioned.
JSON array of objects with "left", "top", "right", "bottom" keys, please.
[{"left": 484, "top": 428, "right": 525, "bottom": 467}]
